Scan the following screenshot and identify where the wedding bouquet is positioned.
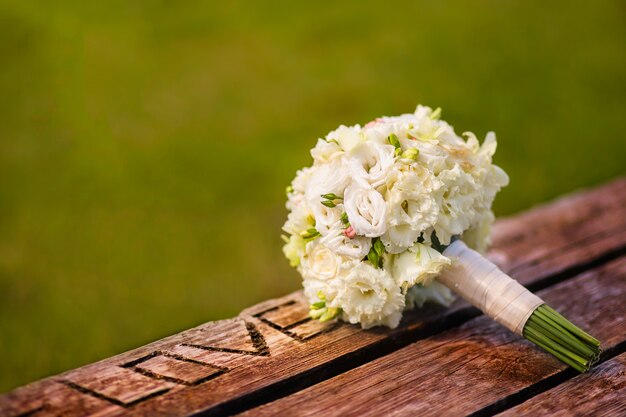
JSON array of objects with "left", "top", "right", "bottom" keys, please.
[{"left": 282, "top": 105, "right": 600, "bottom": 372}]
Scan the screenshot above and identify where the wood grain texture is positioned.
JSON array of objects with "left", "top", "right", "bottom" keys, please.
[
  {"left": 0, "top": 177, "right": 624, "bottom": 417},
  {"left": 496, "top": 352, "right": 626, "bottom": 417},
  {"left": 238, "top": 257, "right": 626, "bottom": 417}
]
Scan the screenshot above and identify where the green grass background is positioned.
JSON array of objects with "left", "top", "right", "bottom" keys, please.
[{"left": 0, "top": 1, "right": 624, "bottom": 392}]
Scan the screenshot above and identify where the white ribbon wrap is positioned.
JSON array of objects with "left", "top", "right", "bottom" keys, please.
[{"left": 438, "top": 240, "right": 544, "bottom": 335}]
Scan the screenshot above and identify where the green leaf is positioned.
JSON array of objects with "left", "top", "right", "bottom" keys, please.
[
  {"left": 340, "top": 212, "right": 350, "bottom": 226},
  {"left": 373, "top": 238, "right": 385, "bottom": 256},
  {"left": 367, "top": 250, "right": 378, "bottom": 266}
]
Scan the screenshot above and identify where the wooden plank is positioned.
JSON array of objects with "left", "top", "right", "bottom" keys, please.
[
  {"left": 0, "top": 177, "right": 624, "bottom": 417},
  {"left": 496, "top": 352, "right": 626, "bottom": 416},
  {"left": 237, "top": 257, "right": 626, "bottom": 417},
  {"left": 489, "top": 177, "right": 626, "bottom": 280}
]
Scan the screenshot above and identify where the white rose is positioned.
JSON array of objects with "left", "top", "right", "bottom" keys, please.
[
  {"left": 348, "top": 141, "right": 397, "bottom": 188},
  {"left": 344, "top": 184, "right": 388, "bottom": 238},
  {"left": 301, "top": 245, "right": 357, "bottom": 306},
  {"left": 326, "top": 125, "right": 363, "bottom": 152},
  {"left": 319, "top": 222, "right": 372, "bottom": 259},
  {"left": 334, "top": 262, "right": 405, "bottom": 329},
  {"left": 302, "top": 241, "right": 344, "bottom": 281},
  {"left": 391, "top": 243, "right": 451, "bottom": 288}
]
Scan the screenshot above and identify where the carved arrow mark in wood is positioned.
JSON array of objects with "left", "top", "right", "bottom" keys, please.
[{"left": 181, "top": 320, "right": 270, "bottom": 356}]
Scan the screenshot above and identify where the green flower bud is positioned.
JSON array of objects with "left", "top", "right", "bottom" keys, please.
[
  {"left": 401, "top": 148, "right": 419, "bottom": 160},
  {"left": 300, "top": 228, "right": 320, "bottom": 240},
  {"left": 320, "top": 307, "right": 341, "bottom": 322},
  {"left": 310, "top": 308, "right": 326, "bottom": 319},
  {"left": 387, "top": 133, "right": 401, "bottom": 149},
  {"left": 321, "top": 193, "right": 343, "bottom": 200}
]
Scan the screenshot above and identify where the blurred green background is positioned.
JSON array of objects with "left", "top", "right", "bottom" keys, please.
[{"left": 1, "top": 0, "right": 625, "bottom": 392}]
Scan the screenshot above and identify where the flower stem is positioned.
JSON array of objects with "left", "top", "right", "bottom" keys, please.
[{"left": 523, "top": 304, "right": 601, "bottom": 372}]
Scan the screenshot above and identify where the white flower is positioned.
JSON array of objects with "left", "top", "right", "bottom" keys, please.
[
  {"left": 283, "top": 104, "right": 509, "bottom": 329},
  {"left": 406, "top": 140, "right": 449, "bottom": 175},
  {"left": 303, "top": 277, "right": 341, "bottom": 309},
  {"left": 326, "top": 125, "right": 363, "bottom": 152},
  {"left": 305, "top": 158, "right": 351, "bottom": 205},
  {"left": 301, "top": 242, "right": 359, "bottom": 308},
  {"left": 381, "top": 165, "right": 441, "bottom": 253},
  {"left": 291, "top": 167, "right": 315, "bottom": 194},
  {"left": 311, "top": 203, "right": 342, "bottom": 236},
  {"left": 319, "top": 222, "right": 372, "bottom": 259},
  {"left": 348, "top": 141, "right": 397, "bottom": 188},
  {"left": 344, "top": 184, "right": 388, "bottom": 237},
  {"left": 301, "top": 240, "right": 346, "bottom": 282},
  {"left": 311, "top": 138, "right": 344, "bottom": 164},
  {"left": 334, "top": 262, "right": 405, "bottom": 329},
  {"left": 282, "top": 234, "right": 306, "bottom": 267},
  {"left": 405, "top": 281, "right": 456, "bottom": 309},
  {"left": 479, "top": 131, "right": 498, "bottom": 157},
  {"left": 391, "top": 243, "right": 451, "bottom": 288},
  {"left": 434, "top": 165, "right": 480, "bottom": 245},
  {"left": 305, "top": 159, "right": 351, "bottom": 236},
  {"left": 285, "top": 191, "right": 305, "bottom": 213},
  {"left": 461, "top": 211, "right": 494, "bottom": 254},
  {"left": 282, "top": 202, "right": 314, "bottom": 235},
  {"left": 380, "top": 223, "right": 422, "bottom": 255}
]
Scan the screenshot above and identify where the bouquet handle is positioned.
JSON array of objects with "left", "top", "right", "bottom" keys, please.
[{"left": 438, "top": 240, "right": 601, "bottom": 372}]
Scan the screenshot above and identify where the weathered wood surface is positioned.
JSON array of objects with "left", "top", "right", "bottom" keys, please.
[
  {"left": 0, "top": 177, "right": 625, "bottom": 417},
  {"left": 496, "top": 352, "right": 626, "bottom": 417},
  {"left": 238, "top": 257, "right": 626, "bottom": 417}
]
